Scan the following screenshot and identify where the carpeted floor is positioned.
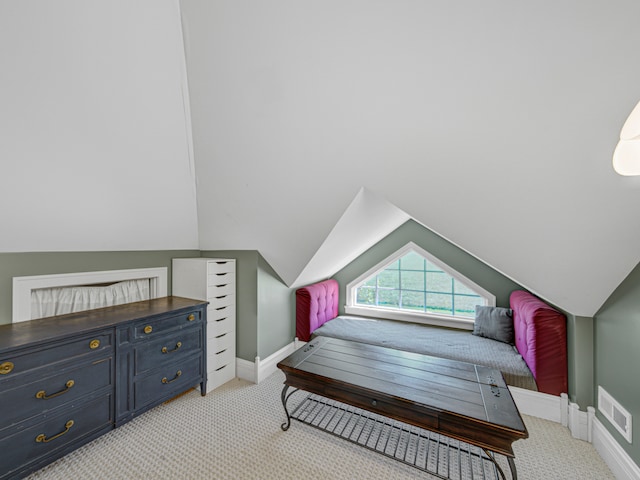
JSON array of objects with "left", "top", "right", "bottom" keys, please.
[{"left": 28, "top": 371, "right": 614, "bottom": 479}]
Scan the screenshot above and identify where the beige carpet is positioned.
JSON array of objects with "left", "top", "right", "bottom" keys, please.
[{"left": 28, "top": 371, "right": 614, "bottom": 479}]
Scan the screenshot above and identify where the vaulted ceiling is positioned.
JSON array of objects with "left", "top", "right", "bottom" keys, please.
[
  {"left": 3, "top": 1, "right": 640, "bottom": 319},
  {"left": 183, "top": 0, "right": 640, "bottom": 317}
]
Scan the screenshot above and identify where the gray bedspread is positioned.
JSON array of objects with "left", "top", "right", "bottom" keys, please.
[{"left": 312, "top": 315, "right": 538, "bottom": 391}]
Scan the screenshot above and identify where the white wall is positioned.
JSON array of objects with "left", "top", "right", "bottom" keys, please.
[
  {"left": 182, "top": 0, "right": 640, "bottom": 316},
  {"left": 0, "top": 0, "right": 198, "bottom": 251}
]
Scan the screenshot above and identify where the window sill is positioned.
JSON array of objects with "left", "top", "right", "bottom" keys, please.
[{"left": 344, "top": 305, "right": 475, "bottom": 331}]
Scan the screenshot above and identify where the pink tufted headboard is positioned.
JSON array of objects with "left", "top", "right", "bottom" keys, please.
[
  {"left": 510, "top": 290, "right": 567, "bottom": 396},
  {"left": 295, "top": 279, "right": 339, "bottom": 342}
]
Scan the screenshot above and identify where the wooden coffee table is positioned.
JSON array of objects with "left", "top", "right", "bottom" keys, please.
[{"left": 277, "top": 336, "right": 528, "bottom": 480}]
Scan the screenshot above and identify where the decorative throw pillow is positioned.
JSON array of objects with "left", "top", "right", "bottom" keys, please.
[{"left": 472, "top": 306, "right": 514, "bottom": 344}]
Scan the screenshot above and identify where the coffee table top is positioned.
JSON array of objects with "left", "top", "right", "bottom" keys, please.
[{"left": 278, "top": 336, "right": 528, "bottom": 455}]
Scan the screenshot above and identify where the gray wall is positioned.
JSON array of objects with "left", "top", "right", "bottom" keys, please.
[
  {"left": 0, "top": 250, "right": 199, "bottom": 325},
  {"left": 594, "top": 260, "right": 640, "bottom": 464},
  {"left": 257, "top": 255, "right": 293, "bottom": 359}
]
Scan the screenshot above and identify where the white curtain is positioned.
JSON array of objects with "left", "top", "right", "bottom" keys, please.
[{"left": 30, "top": 279, "right": 151, "bottom": 320}]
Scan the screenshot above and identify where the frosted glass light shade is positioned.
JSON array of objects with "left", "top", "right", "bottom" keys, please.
[
  {"left": 613, "top": 101, "right": 640, "bottom": 176},
  {"left": 620, "top": 101, "right": 640, "bottom": 140},
  {"left": 613, "top": 139, "right": 640, "bottom": 176}
]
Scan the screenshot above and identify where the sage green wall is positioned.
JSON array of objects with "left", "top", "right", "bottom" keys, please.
[
  {"left": 0, "top": 250, "right": 199, "bottom": 325},
  {"left": 594, "top": 260, "right": 640, "bottom": 464},
  {"left": 566, "top": 315, "right": 594, "bottom": 408},
  {"left": 257, "top": 255, "right": 293, "bottom": 359},
  {"left": 333, "top": 220, "right": 522, "bottom": 310},
  {"left": 201, "top": 250, "right": 259, "bottom": 362},
  {"left": 333, "top": 219, "right": 589, "bottom": 407}
]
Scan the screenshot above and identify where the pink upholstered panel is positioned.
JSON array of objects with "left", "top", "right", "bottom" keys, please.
[
  {"left": 296, "top": 279, "right": 340, "bottom": 342},
  {"left": 510, "top": 290, "right": 568, "bottom": 396}
]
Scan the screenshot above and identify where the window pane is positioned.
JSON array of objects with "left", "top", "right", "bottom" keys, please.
[
  {"left": 402, "top": 291, "right": 425, "bottom": 311},
  {"left": 362, "top": 277, "right": 377, "bottom": 288},
  {"left": 349, "top": 247, "right": 492, "bottom": 321},
  {"left": 400, "top": 252, "right": 424, "bottom": 270},
  {"left": 454, "top": 280, "right": 476, "bottom": 295},
  {"left": 425, "top": 260, "right": 443, "bottom": 272},
  {"left": 356, "top": 287, "right": 376, "bottom": 306},
  {"left": 426, "top": 293, "right": 453, "bottom": 315},
  {"left": 378, "top": 289, "right": 400, "bottom": 308},
  {"left": 426, "top": 271, "right": 452, "bottom": 293},
  {"left": 378, "top": 270, "right": 399, "bottom": 288},
  {"left": 453, "top": 295, "right": 481, "bottom": 317},
  {"left": 401, "top": 271, "right": 424, "bottom": 291}
]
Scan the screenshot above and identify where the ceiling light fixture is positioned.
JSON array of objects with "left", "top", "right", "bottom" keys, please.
[{"left": 613, "top": 101, "right": 640, "bottom": 176}]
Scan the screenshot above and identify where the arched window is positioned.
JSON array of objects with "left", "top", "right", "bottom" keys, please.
[{"left": 345, "top": 242, "right": 495, "bottom": 328}]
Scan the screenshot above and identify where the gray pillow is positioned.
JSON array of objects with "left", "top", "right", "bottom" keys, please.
[{"left": 472, "top": 306, "right": 514, "bottom": 344}]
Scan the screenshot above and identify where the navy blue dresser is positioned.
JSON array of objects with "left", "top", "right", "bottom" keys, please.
[{"left": 0, "top": 296, "right": 207, "bottom": 480}]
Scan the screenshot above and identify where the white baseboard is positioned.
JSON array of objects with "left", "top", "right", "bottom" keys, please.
[
  {"left": 235, "top": 340, "right": 299, "bottom": 384},
  {"left": 593, "top": 417, "right": 640, "bottom": 480},
  {"left": 508, "top": 386, "right": 564, "bottom": 423}
]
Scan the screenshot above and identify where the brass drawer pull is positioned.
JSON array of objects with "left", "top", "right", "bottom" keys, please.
[
  {"left": 35, "top": 420, "right": 74, "bottom": 443},
  {"left": 161, "top": 370, "right": 182, "bottom": 384},
  {"left": 144, "top": 325, "right": 153, "bottom": 334},
  {"left": 187, "top": 314, "right": 196, "bottom": 321},
  {"left": 89, "top": 339, "right": 100, "bottom": 349},
  {"left": 161, "top": 342, "right": 182, "bottom": 354},
  {"left": 0, "top": 361, "right": 14, "bottom": 375},
  {"left": 36, "top": 380, "right": 75, "bottom": 400}
]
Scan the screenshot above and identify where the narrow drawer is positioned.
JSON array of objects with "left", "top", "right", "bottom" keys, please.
[
  {"left": 207, "top": 282, "right": 234, "bottom": 298},
  {"left": 207, "top": 271, "right": 235, "bottom": 287},
  {"left": 207, "top": 261, "right": 235, "bottom": 274},
  {"left": 208, "top": 346, "right": 234, "bottom": 371},
  {"left": 133, "top": 309, "right": 202, "bottom": 339},
  {"left": 133, "top": 355, "right": 202, "bottom": 410},
  {"left": 0, "top": 357, "right": 113, "bottom": 431},
  {"left": 0, "top": 331, "right": 113, "bottom": 379},
  {"left": 208, "top": 295, "right": 234, "bottom": 310},
  {"left": 209, "top": 330, "right": 235, "bottom": 354},
  {"left": 208, "top": 362, "right": 235, "bottom": 391},
  {"left": 208, "top": 303, "right": 235, "bottom": 321},
  {"left": 0, "top": 394, "right": 113, "bottom": 478},
  {"left": 134, "top": 327, "right": 202, "bottom": 375},
  {"left": 209, "top": 315, "right": 235, "bottom": 336}
]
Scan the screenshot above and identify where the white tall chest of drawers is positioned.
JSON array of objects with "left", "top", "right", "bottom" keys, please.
[{"left": 172, "top": 258, "right": 236, "bottom": 392}]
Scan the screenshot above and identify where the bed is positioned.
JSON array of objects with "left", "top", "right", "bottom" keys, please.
[{"left": 295, "top": 279, "right": 568, "bottom": 396}]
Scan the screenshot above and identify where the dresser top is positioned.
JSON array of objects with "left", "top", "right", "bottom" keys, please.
[{"left": 0, "top": 296, "right": 208, "bottom": 352}]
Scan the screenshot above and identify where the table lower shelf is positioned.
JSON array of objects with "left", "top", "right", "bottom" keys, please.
[{"left": 290, "top": 393, "right": 510, "bottom": 480}]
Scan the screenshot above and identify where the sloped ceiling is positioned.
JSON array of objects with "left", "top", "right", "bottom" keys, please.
[{"left": 181, "top": 0, "right": 640, "bottom": 317}]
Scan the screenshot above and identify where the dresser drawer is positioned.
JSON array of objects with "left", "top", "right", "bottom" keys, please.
[
  {"left": 209, "top": 315, "right": 235, "bottom": 336},
  {"left": 0, "top": 331, "right": 113, "bottom": 379},
  {"left": 0, "top": 357, "right": 113, "bottom": 431},
  {"left": 209, "top": 330, "right": 235, "bottom": 354},
  {"left": 208, "top": 303, "right": 234, "bottom": 321},
  {"left": 207, "top": 261, "right": 235, "bottom": 274},
  {"left": 134, "top": 327, "right": 203, "bottom": 375},
  {"left": 208, "top": 345, "right": 234, "bottom": 371},
  {"left": 133, "top": 309, "right": 202, "bottom": 340},
  {"left": 208, "top": 294, "right": 234, "bottom": 311},
  {"left": 133, "top": 355, "right": 202, "bottom": 410},
  {"left": 207, "top": 283, "right": 234, "bottom": 299},
  {"left": 0, "top": 394, "right": 112, "bottom": 479},
  {"left": 209, "top": 362, "right": 235, "bottom": 390}
]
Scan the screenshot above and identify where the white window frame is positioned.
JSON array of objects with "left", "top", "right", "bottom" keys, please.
[
  {"left": 345, "top": 242, "right": 495, "bottom": 330},
  {"left": 12, "top": 267, "right": 168, "bottom": 323}
]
